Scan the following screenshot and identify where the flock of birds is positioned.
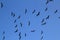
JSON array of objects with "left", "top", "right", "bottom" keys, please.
[{"left": 0, "top": 0, "right": 59, "bottom": 40}]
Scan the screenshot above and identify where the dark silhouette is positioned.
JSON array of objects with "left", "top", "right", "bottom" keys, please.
[
  {"left": 25, "top": 33, "right": 26, "bottom": 37},
  {"left": 15, "top": 29, "right": 18, "bottom": 33},
  {"left": 41, "top": 22, "right": 46, "bottom": 25},
  {"left": 2, "top": 36, "right": 5, "bottom": 40},
  {"left": 20, "top": 22, "right": 22, "bottom": 27},
  {"left": 3, "top": 31, "right": 5, "bottom": 35},
  {"left": 14, "top": 19, "right": 16, "bottom": 23},
  {"left": 11, "top": 12, "right": 15, "bottom": 17},
  {"left": 46, "top": 15, "right": 50, "bottom": 20},
  {"left": 15, "top": 25, "right": 17, "bottom": 28},
  {"left": 31, "top": 30, "right": 35, "bottom": 32},
  {"left": 41, "top": 18, "right": 45, "bottom": 23},
  {"left": 25, "top": 9, "right": 27, "bottom": 14},
  {"left": 36, "top": 12, "right": 40, "bottom": 16},
  {"left": 54, "top": 10, "right": 58, "bottom": 13},
  {"left": 45, "top": 8, "right": 48, "bottom": 11},
  {"left": 41, "top": 30, "right": 43, "bottom": 35},
  {"left": 41, "top": 36, "right": 43, "bottom": 40},
  {"left": 0, "top": 2, "right": 3, "bottom": 8},
  {"left": 17, "top": 16, "right": 20, "bottom": 19},
  {"left": 46, "top": 0, "right": 49, "bottom": 5},
  {"left": 28, "top": 21, "right": 30, "bottom": 26},
  {"left": 32, "top": 9, "right": 35, "bottom": 14}
]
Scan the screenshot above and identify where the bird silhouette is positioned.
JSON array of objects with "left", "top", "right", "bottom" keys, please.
[
  {"left": 28, "top": 21, "right": 30, "bottom": 26},
  {"left": 20, "top": 22, "right": 22, "bottom": 27},
  {"left": 46, "top": 0, "right": 49, "bottom": 5},
  {"left": 31, "top": 30, "right": 35, "bottom": 32},
  {"left": 32, "top": 9, "right": 36, "bottom": 14},
  {"left": 15, "top": 28, "right": 18, "bottom": 33},
  {"left": 3, "top": 31, "right": 5, "bottom": 35},
  {"left": 41, "top": 18, "right": 45, "bottom": 23},
  {"left": 25, "top": 9, "right": 27, "bottom": 14},
  {"left": 0, "top": 2, "right": 3, "bottom": 8},
  {"left": 11, "top": 12, "right": 15, "bottom": 17},
  {"left": 2, "top": 36, "right": 5, "bottom": 40},
  {"left": 41, "top": 22, "right": 46, "bottom": 25},
  {"left": 41, "top": 36, "right": 43, "bottom": 40},
  {"left": 54, "top": 10, "right": 58, "bottom": 13},
  {"left": 45, "top": 8, "right": 48, "bottom": 11},
  {"left": 15, "top": 25, "right": 17, "bottom": 28},
  {"left": 17, "top": 16, "right": 20, "bottom": 19},
  {"left": 46, "top": 15, "right": 50, "bottom": 20},
  {"left": 14, "top": 19, "right": 16, "bottom": 23},
  {"left": 36, "top": 12, "right": 40, "bottom": 16},
  {"left": 19, "top": 32, "right": 21, "bottom": 36},
  {"left": 25, "top": 33, "right": 26, "bottom": 37},
  {"left": 41, "top": 30, "right": 43, "bottom": 35}
]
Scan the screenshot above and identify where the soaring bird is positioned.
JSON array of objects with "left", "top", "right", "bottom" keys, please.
[
  {"left": 11, "top": 12, "right": 15, "bottom": 17},
  {"left": 41, "top": 22, "right": 46, "bottom": 25},
  {"left": 20, "top": 22, "right": 22, "bottom": 27},
  {"left": 36, "top": 12, "right": 40, "bottom": 16},
  {"left": 25, "top": 33, "right": 26, "bottom": 37},
  {"left": 28, "top": 21, "right": 30, "bottom": 26},
  {"left": 3, "top": 31, "right": 5, "bottom": 35},
  {"left": 17, "top": 16, "right": 20, "bottom": 19},
  {"left": 45, "top": 8, "right": 48, "bottom": 11},
  {"left": 25, "top": 9, "right": 27, "bottom": 14},
  {"left": 31, "top": 30, "right": 35, "bottom": 32},
  {"left": 41, "top": 30, "right": 43, "bottom": 35},
  {"left": 15, "top": 25, "right": 17, "bottom": 28},
  {"left": 41, "top": 18, "right": 45, "bottom": 23},
  {"left": 14, "top": 19, "right": 16, "bottom": 23},
  {"left": 32, "top": 9, "right": 36, "bottom": 14},
  {"left": 41, "top": 36, "right": 43, "bottom": 40},
  {"left": 0, "top": 2, "right": 3, "bottom": 8},
  {"left": 2, "top": 36, "right": 5, "bottom": 40},
  {"left": 15, "top": 29, "right": 18, "bottom": 33},
  {"left": 54, "top": 10, "right": 58, "bottom": 13},
  {"left": 46, "top": 0, "right": 49, "bottom": 5},
  {"left": 46, "top": 15, "right": 50, "bottom": 20}
]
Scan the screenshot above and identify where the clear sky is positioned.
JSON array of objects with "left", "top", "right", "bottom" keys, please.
[{"left": 0, "top": 0, "right": 60, "bottom": 40}]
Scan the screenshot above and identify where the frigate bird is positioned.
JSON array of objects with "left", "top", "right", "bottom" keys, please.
[
  {"left": 25, "top": 9, "right": 27, "bottom": 14},
  {"left": 54, "top": 10, "right": 58, "bottom": 13},
  {"left": 31, "top": 30, "right": 35, "bottom": 32},
  {"left": 36, "top": 12, "right": 40, "bottom": 16},
  {"left": 0, "top": 2, "right": 3, "bottom": 8},
  {"left": 46, "top": 15, "right": 50, "bottom": 20},
  {"left": 32, "top": 9, "right": 35, "bottom": 14}
]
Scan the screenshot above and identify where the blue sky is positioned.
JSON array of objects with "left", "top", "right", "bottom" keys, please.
[{"left": 0, "top": 0, "right": 60, "bottom": 40}]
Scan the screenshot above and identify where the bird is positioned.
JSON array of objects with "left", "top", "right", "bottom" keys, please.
[
  {"left": 25, "top": 33, "right": 26, "bottom": 37},
  {"left": 20, "top": 22, "right": 22, "bottom": 27},
  {"left": 58, "top": 17, "right": 60, "bottom": 19},
  {"left": 17, "top": 16, "right": 20, "bottom": 19},
  {"left": 41, "top": 22, "right": 46, "bottom": 25},
  {"left": 14, "top": 19, "right": 16, "bottom": 23},
  {"left": 15, "top": 25, "right": 17, "bottom": 28},
  {"left": 32, "top": 9, "right": 36, "bottom": 14},
  {"left": 19, "top": 36, "right": 21, "bottom": 40},
  {"left": 45, "top": 7, "right": 48, "bottom": 11},
  {"left": 25, "top": 9, "right": 27, "bottom": 14},
  {"left": 15, "top": 28, "right": 18, "bottom": 33},
  {"left": 3, "top": 31, "right": 5, "bottom": 35},
  {"left": 11, "top": 12, "right": 15, "bottom": 17},
  {"left": 54, "top": 10, "right": 58, "bottom": 13},
  {"left": 41, "top": 36, "right": 43, "bottom": 40},
  {"left": 49, "top": 0, "right": 53, "bottom": 2},
  {"left": 28, "top": 21, "right": 30, "bottom": 26},
  {"left": 41, "top": 30, "right": 43, "bottom": 35},
  {"left": 31, "top": 30, "right": 35, "bottom": 32},
  {"left": 19, "top": 32, "right": 21, "bottom": 36},
  {"left": 46, "top": 15, "right": 50, "bottom": 20},
  {"left": 46, "top": 0, "right": 49, "bottom": 5},
  {"left": 0, "top": 2, "right": 3, "bottom": 8},
  {"left": 41, "top": 18, "right": 45, "bottom": 23},
  {"left": 36, "top": 12, "right": 40, "bottom": 16},
  {"left": 2, "top": 36, "right": 5, "bottom": 40}
]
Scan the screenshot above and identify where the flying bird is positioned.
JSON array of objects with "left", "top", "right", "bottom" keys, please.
[
  {"left": 41, "top": 30, "right": 43, "bottom": 35},
  {"left": 15, "top": 29, "right": 18, "bottom": 33},
  {"left": 36, "top": 12, "right": 40, "bottom": 16},
  {"left": 28, "top": 21, "right": 30, "bottom": 26},
  {"left": 3, "top": 31, "right": 5, "bottom": 35},
  {"left": 41, "top": 22, "right": 46, "bottom": 25},
  {"left": 17, "top": 16, "right": 20, "bottom": 19},
  {"left": 46, "top": 0, "right": 49, "bottom": 5},
  {"left": 2, "top": 36, "right": 5, "bottom": 40},
  {"left": 41, "top": 18, "right": 45, "bottom": 23},
  {"left": 20, "top": 22, "right": 22, "bottom": 27},
  {"left": 19, "top": 36, "right": 21, "bottom": 40},
  {"left": 41, "top": 36, "right": 43, "bottom": 40},
  {"left": 32, "top": 9, "right": 36, "bottom": 14},
  {"left": 31, "top": 30, "right": 35, "bottom": 32},
  {"left": 54, "top": 10, "right": 58, "bottom": 13},
  {"left": 46, "top": 15, "right": 50, "bottom": 20},
  {"left": 15, "top": 25, "right": 17, "bottom": 28},
  {"left": 0, "top": 2, "right": 3, "bottom": 8},
  {"left": 25, "top": 33, "right": 26, "bottom": 37},
  {"left": 25, "top": 9, "right": 27, "bottom": 14},
  {"left": 11, "top": 12, "right": 15, "bottom": 17},
  {"left": 19, "top": 32, "right": 21, "bottom": 36},
  {"left": 14, "top": 19, "right": 16, "bottom": 23},
  {"left": 45, "top": 8, "right": 48, "bottom": 11}
]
